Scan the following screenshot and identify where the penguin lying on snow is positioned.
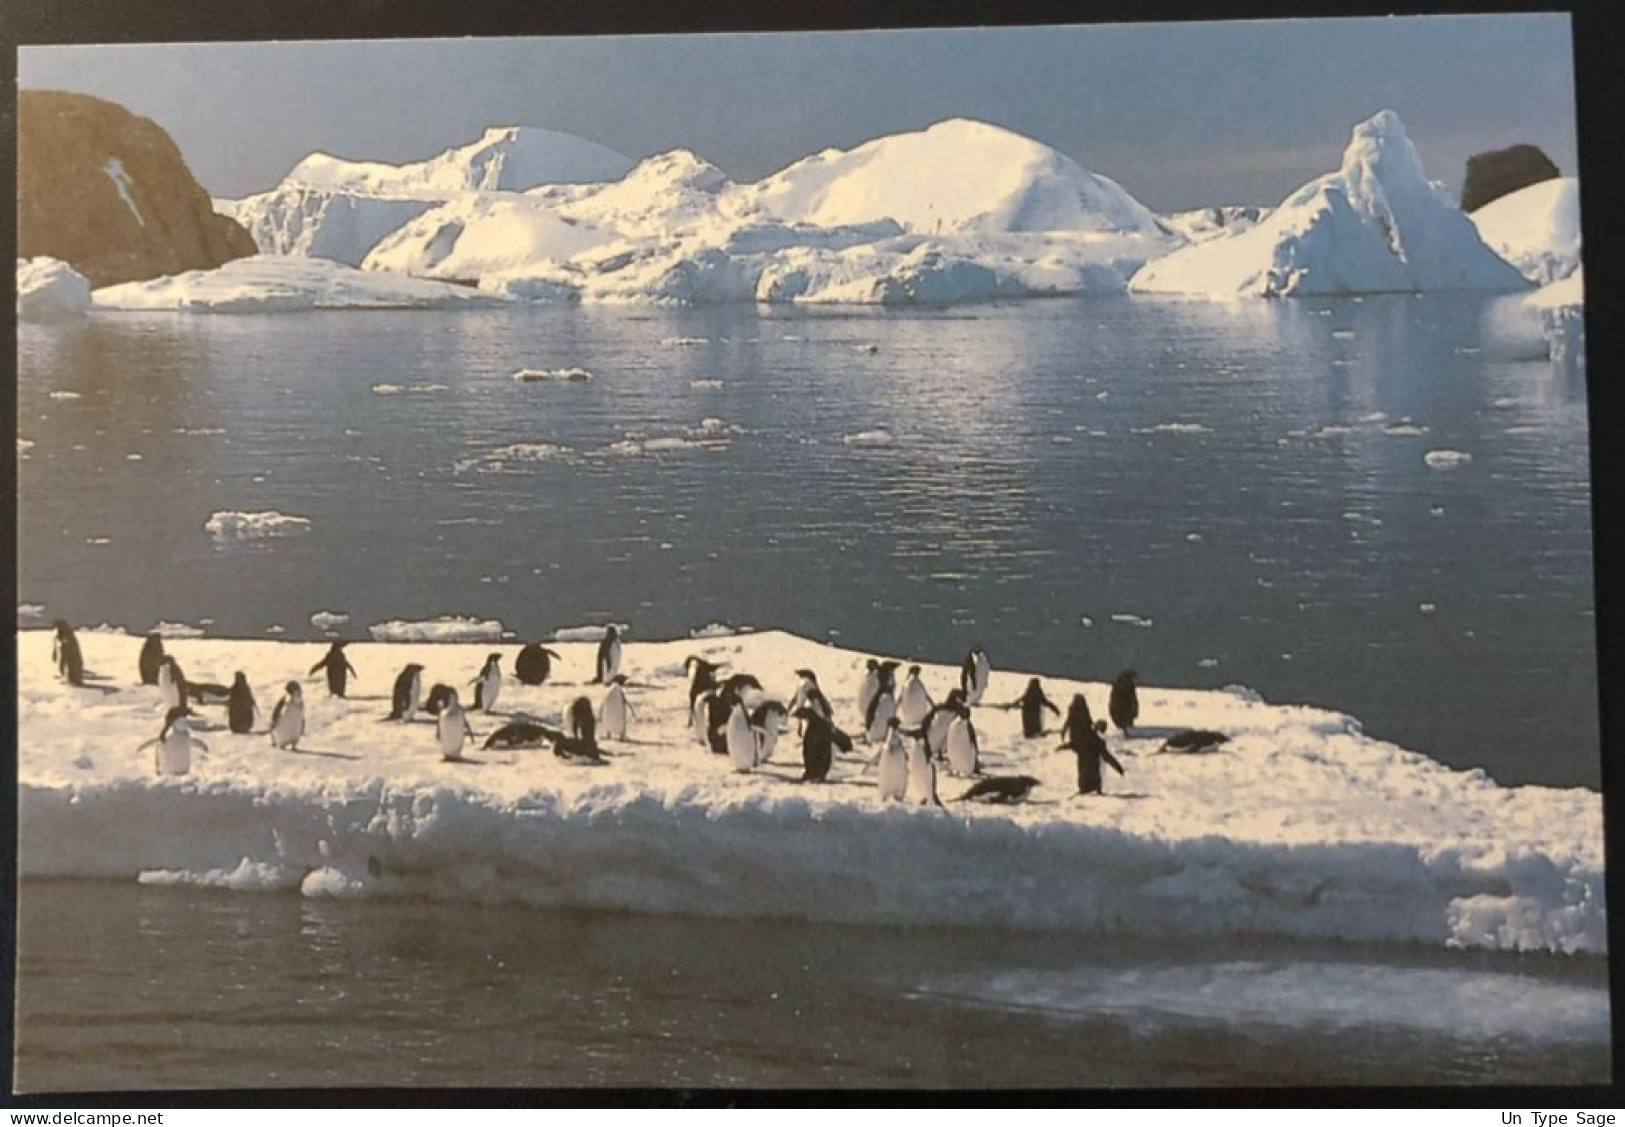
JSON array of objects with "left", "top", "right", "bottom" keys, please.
[
  {"left": 955, "top": 775, "right": 1041, "bottom": 804},
  {"left": 483, "top": 720, "right": 554, "bottom": 750},
  {"left": 1158, "top": 729, "right": 1230, "bottom": 754}
]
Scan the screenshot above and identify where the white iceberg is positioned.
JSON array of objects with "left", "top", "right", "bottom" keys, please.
[
  {"left": 93, "top": 256, "right": 510, "bottom": 313},
  {"left": 205, "top": 509, "right": 312, "bottom": 541},
  {"left": 1469, "top": 177, "right": 1582, "bottom": 286},
  {"left": 1131, "top": 111, "right": 1532, "bottom": 297},
  {"left": 16, "top": 257, "right": 92, "bottom": 322}
]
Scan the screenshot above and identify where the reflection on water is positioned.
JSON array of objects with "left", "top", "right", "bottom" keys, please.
[{"left": 17, "top": 294, "right": 1596, "bottom": 786}]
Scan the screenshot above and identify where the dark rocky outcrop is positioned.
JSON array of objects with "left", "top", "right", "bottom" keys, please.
[
  {"left": 18, "top": 90, "right": 258, "bottom": 288},
  {"left": 1461, "top": 144, "right": 1561, "bottom": 214}
]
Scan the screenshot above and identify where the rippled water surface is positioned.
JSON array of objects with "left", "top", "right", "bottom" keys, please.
[{"left": 17, "top": 295, "right": 1597, "bottom": 786}]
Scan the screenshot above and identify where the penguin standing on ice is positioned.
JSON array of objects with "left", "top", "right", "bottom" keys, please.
[
  {"left": 750, "top": 700, "right": 789, "bottom": 763},
  {"left": 592, "top": 626, "right": 623, "bottom": 685},
  {"left": 692, "top": 687, "right": 717, "bottom": 747},
  {"left": 905, "top": 723, "right": 944, "bottom": 807},
  {"left": 310, "top": 642, "right": 357, "bottom": 698},
  {"left": 863, "top": 685, "right": 897, "bottom": 745},
  {"left": 513, "top": 643, "right": 562, "bottom": 687},
  {"left": 726, "top": 699, "right": 758, "bottom": 773},
  {"left": 157, "top": 655, "right": 188, "bottom": 711},
  {"left": 227, "top": 672, "right": 257, "bottom": 735},
  {"left": 685, "top": 655, "right": 725, "bottom": 707},
  {"left": 897, "top": 665, "right": 934, "bottom": 729},
  {"left": 471, "top": 653, "right": 503, "bottom": 713},
  {"left": 944, "top": 705, "right": 981, "bottom": 777},
  {"left": 922, "top": 689, "right": 967, "bottom": 759},
  {"left": 437, "top": 689, "right": 477, "bottom": 762},
  {"left": 792, "top": 708, "right": 851, "bottom": 783},
  {"left": 1002, "top": 678, "right": 1061, "bottom": 739},
  {"left": 138, "top": 633, "right": 165, "bottom": 686},
  {"left": 52, "top": 620, "right": 85, "bottom": 686},
  {"left": 1109, "top": 669, "right": 1140, "bottom": 737},
  {"left": 269, "top": 682, "right": 306, "bottom": 750},
  {"left": 388, "top": 663, "right": 425, "bottom": 722},
  {"left": 877, "top": 718, "right": 912, "bottom": 802},
  {"left": 960, "top": 645, "right": 991, "bottom": 706},
  {"left": 599, "top": 674, "right": 633, "bottom": 741},
  {"left": 702, "top": 691, "right": 734, "bottom": 755},
  {"left": 567, "top": 695, "right": 597, "bottom": 746},
  {"left": 1060, "top": 705, "right": 1122, "bottom": 796},
  {"left": 1059, "top": 692, "right": 1097, "bottom": 749},
  {"left": 857, "top": 660, "right": 883, "bottom": 727},
  {"left": 141, "top": 705, "right": 209, "bottom": 777}
]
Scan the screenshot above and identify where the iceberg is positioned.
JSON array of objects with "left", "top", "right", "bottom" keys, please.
[
  {"left": 92, "top": 255, "right": 510, "bottom": 313},
  {"left": 16, "top": 256, "right": 92, "bottom": 321},
  {"left": 15, "top": 628, "right": 1603, "bottom": 955},
  {"left": 229, "top": 186, "right": 437, "bottom": 267},
  {"left": 1469, "top": 177, "right": 1583, "bottom": 285},
  {"left": 1131, "top": 111, "right": 1532, "bottom": 297}
]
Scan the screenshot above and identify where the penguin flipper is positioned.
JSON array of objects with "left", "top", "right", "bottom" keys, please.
[{"left": 1102, "top": 747, "right": 1126, "bottom": 775}]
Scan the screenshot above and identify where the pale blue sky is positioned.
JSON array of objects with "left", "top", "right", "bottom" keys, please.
[{"left": 19, "top": 15, "right": 1578, "bottom": 211}]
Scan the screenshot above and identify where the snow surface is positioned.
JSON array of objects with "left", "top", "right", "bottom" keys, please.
[
  {"left": 1131, "top": 112, "right": 1531, "bottom": 297},
  {"left": 16, "top": 257, "right": 92, "bottom": 321},
  {"left": 281, "top": 126, "right": 635, "bottom": 195},
  {"left": 1469, "top": 178, "right": 1582, "bottom": 285},
  {"left": 15, "top": 628, "right": 1603, "bottom": 954},
  {"left": 92, "top": 256, "right": 509, "bottom": 313}
]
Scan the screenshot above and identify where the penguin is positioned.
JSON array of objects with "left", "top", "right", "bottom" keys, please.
[
  {"left": 703, "top": 691, "right": 733, "bottom": 755},
  {"left": 226, "top": 672, "right": 257, "bottom": 735},
  {"left": 897, "top": 665, "right": 934, "bottom": 728},
  {"left": 1004, "top": 678, "right": 1061, "bottom": 739},
  {"left": 955, "top": 775, "right": 1041, "bottom": 804},
  {"left": 863, "top": 686, "right": 897, "bottom": 745},
  {"left": 875, "top": 660, "right": 902, "bottom": 698},
  {"left": 856, "top": 660, "right": 882, "bottom": 727},
  {"left": 960, "top": 645, "right": 991, "bottom": 706},
  {"left": 692, "top": 687, "right": 717, "bottom": 747},
  {"left": 421, "top": 683, "right": 456, "bottom": 716},
  {"left": 750, "top": 700, "right": 789, "bottom": 763},
  {"left": 905, "top": 723, "right": 943, "bottom": 807},
  {"left": 309, "top": 641, "right": 357, "bottom": 698},
  {"left": 138, "top": 633, "right": 165, "bottom": 686},
  {"left": 792, "top": 707, "right": 851, "bottom": 783},
  {"left": 185, "top": 679, "right": 232, "bottom": 704},
  {"left": 52, "top": 619, "right": 85, "bottom": 686},
  {"left": 592, "top": 625, "right": 622, "bottom": 685},
  {"left": 685, "top": 655, "right": 725, "bottom": 707},
  {"left": 157, "top": 655, "right": 188, "bottom": 711},
  {"left": 513, "top": 643, "right": 562, "bottom": 687},
  {"left": 877, "top": 718, "right": 911, "bottom": 802},
  {"left": 483, "top": 720, "right": 555, "bottom": 750},
  {"left": 140, "top": 705, "right": 209, "bottom": 777},
  {"left": 1064, "top": 717, "right": 1123, "bottom": 796},
  {"left": 1059, "top": 693, "right": 1097, "bottom": 750},
  {"left": 551, "top": 728, "right": 606, "bottom": 765},
  {"left": 719, "top": 672, "right": 766, "bottom": 712},
  {"left": 922, "top": 689, "right": 967, "bottom": 759},
  {"left": 1109, "top": 669, "right": 1140, "bottom": 736},
  {"left": 599, "top": 674, "right": 632, "bottom": 741},
  {"left": 726, "top": 700, "right": 758, "bottom": 772},
  {"left": 268, "top": 682, "right": 306, "bottom": 750},
  {"left": 471, "top": 652, "right": 502, "bottom": 713},
  {"left": 944, "top": 709, "right": 981, "bottom": 777},
  {"left": 387, "top": 663, "right": 425, "bottom": 722},
  {"left": 567, "top": 695, "right": 597, "bottom": 746},
  {"left": 437, "top": 689, "right": 477, "bottom": 761},
  {"left": 1159, "top": 729, "right": 1230, "bottom": 754},
  {"left": 787, "top": 669, "right": 833, "bottom": 721}
]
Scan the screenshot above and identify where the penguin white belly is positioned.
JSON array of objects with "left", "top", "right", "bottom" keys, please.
[
  {"left": 925, "top": 709, "right": 955, "bottom": 756},
  {"left": 156, "top": 729, "right": 193, "bottom": 776},
  {"left": 864, "top": 692, "right": 896, "bottom": 744},
  {"left": 438, "top": 704, "right": 469, "bottom": 760},
  {"left": 271, "top": 699, "right": 304, "bottom": 749},
  {"left": 600, "top": 637, "right": 622, "bottom": 682},
  {"left": 906, "top": 738, "right": 938, "bottom": 805},
  {"left": 601, "top": 686, "right": 629, "bottom": 740},
  {"left": 401, "top": 672, "right": 421, "bottom": 722},
  {"left": 726, "top": 708, "right": 756, "bottom": 772},
  {"left": 857, "top": 673, "right": 881, "bottom": 727},
  {"left": 946, "top": 717, "right": 979, "bottom": 776},
  {"left": 478, "top": 669, "right": 501, "bottom": 713},
  {"left": 754, "top": 723, "right": 779, "bottom": 764},
  {"left": 969, "top": 655, "right": 990, "bottom": 705},
  {"left": 878, "top": 732, "right": 909, "bottom": 802},
  {"left": 898, "top": 683, "right": 932, "bottom": 727},
  {"left": 691, "top": 696, "right": 711, "bottom": 746},
  {"left": 158, "top": 667, "right": 182, "bottom": 710}
]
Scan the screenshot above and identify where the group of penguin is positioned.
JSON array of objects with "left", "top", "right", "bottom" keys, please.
[{"left": 50, "top": 619, "right": 1232, "bottom": 800}]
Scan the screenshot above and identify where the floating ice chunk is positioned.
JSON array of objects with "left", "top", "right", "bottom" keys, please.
[
  {"left": 690, "top": 622, "right": 746, "bottom": 638},
  {"left": 368, "top": 615, "right": 505, "bottom": 643},
  {"left": 310, "top": 610, "right": 351, "bottom": 630},
  {"left": 1383, "top": 424, "right": 1430, "bottom": 437},
  {"left": 1111, "top": 613, "right": 1154, "bottom": 628},
  {"left": 16, "top": 257, "right": 92, "bottom": 321},
  {"left": 140, "top": 858, "right": 301, "bottom": 892},
  {"left": 690, "top": 379, "right": 724, "bottom": 390},
  {"left": 1424, "top": 450, "right": 1473, "bottom": 469},
  {"left": 1133, "top": 422, "right": 1212, "bottom": 435},
  {"left": 206, "top": 510, "right": 313, "bottom": 541},
  {"left": 151, "top": 620, "right": 206, "bottom": 638},
  {"left": 550, "top": 622, "right": 630, "bottom": 643},
  {"left": 456, "top": 442, "right": 574, "bottom": 474},
  {"left": 663, "top": 336, "right": 708, "bottom": 347},
  {"left": 513, "top": 367, "right": 592, "bottom": 382},
  {"left": 17, "top": 603, "right": 46, "bottom": 623},
  {"left": 843, "top": 428, "right": 895, "bottom": 447},
  {"left": 17, "top": 438, "right": 35, "bottom": 455},
  {"left": 49, "top": 391, "right": 82, "bottom": 400},
  {"left": 372, "top": 382, "right": 449, "bottom": 395}
]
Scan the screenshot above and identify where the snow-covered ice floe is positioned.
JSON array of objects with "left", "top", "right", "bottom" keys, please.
[
  {"left": 15, "top": 629, "right": 1603, "bottom": 954},
  {"left": 513, "top": 367, "right": 592, "bottom": 382},
  {"left": 367, "top": 615, "right": 505, "bottom": 643},
  {"left": 16, "top": 257, "right": 92, "bottom": 322},
  {"left": 204, "top": 509, "right": 313, "bottom": 541},
  {"left": 93, "top": 256, "right": 510, "bottom": 313}
]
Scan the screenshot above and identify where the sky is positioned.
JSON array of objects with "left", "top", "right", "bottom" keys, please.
[{"left": 18, "top": 15, "right": 1579, "bottom": 212}]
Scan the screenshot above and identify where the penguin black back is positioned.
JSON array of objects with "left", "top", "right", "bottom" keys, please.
[
  {"left": 1070, "top": 719, "right": 1123, "bottom": 795},
  {"left": 685, "top": 656, "right": 724, "bottom": 706},
  {"left": 227, "top": 672, "right": 257, "bottom": 734},
  {"left": 138, "top": 633, "right": 165, "bottom": 686},
  {"left": 422, "top": 683, "right": 456, "bottom": 716},
  {"left": 52, "top": 619, "right": 85, "bottom": 686},
  {"left": 1109, "top": 669, "right": 1139, "bottom": 735},
  {"left": 1060, "top": 693, "right": 1095, "bottom": 748},
  {"left": 568, "top": 695, "right": 597, "bottom": 745},
  {"left": 514, "top": 644, "right": 561, "bottom": 687},
  {"left": 1016, "top": 678, "right": 1060, "bottom": 739},
  {"left": 310, "top": 641, "right": 357, "bottom": 698},
  {"left": 793, "top": 708, "right": 851, "bottom": 783}
]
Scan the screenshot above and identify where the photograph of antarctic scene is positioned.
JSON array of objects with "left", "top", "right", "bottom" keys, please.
[{"left": 12, "top": 14, "right": 1603, "bottom": 1091}]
